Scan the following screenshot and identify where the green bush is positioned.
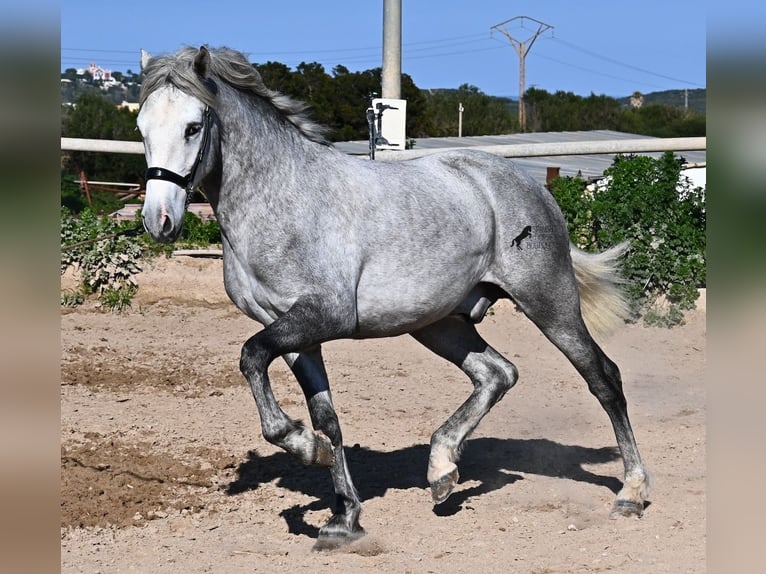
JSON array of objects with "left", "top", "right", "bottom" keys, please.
[
  {"left": 61, "top": 207, "right": 144, "bottom": 311},
  {"left": 550, "top": 152, "right": 706, "bottom": 326},
  {"left": 180, "top": 211, "right": 221, "bottom": 246},
  {"left": 60, "top": 207, "right": 222, "bottom": 312}
]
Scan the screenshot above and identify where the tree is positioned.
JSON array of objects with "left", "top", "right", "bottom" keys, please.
[
  {"left": 255, "top": 61, "right": 296, "bottom": 93},
  {"left": 549, "top": 152, "right": 706, "bottom": 325},
  {"left": 329, "top": 65, "right": 380, "bottom": 141},
  {"left": 423, "top": 84, "right": 516, "bottom": 137},
  {"left": 61, "top": 93, "right": 145, "bottom": 212},
  {"left": 616, "top": 104, "right": 705, "bottom": 138},
  {"left": 62, "top": 68, "right": 78, "bottom": 82},
  {"left": 524, "top": 87, "right": 704, "bottom": 136},
  {"left": 254, "top": 61, "right": 434, "bottom": 141},
  {"left": 400, "top": 72, "right": 432, "bottom": 138},
  {"left": 525, "top": 88, "right": 621, "bottom": 132}
]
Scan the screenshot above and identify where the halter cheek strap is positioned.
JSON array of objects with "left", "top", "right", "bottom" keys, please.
[{"left": 145, "top": 105, "right": 212, "bottom": 197}]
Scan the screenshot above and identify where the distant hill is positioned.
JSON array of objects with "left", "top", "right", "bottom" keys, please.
[
  {"left": 617, "top": 89, "right": 706, "bottom": 115},
  {"left": 425, "top": 87, "right": 705, "bottom": 116}
]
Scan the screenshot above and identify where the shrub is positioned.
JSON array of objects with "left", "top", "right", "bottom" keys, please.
[
  {"left": 180, "top": 211, "right": 221, "bottom": 246},
  {"left": 550, "top": 152, "right": 706, "bottom": 326},
  {"left": 61, "top": 207, "right": 144, "bottom": 311}
]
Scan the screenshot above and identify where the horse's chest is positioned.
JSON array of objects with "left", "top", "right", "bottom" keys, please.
[{"left": 222, "top": 255, "right": 292, "bottom": 325}]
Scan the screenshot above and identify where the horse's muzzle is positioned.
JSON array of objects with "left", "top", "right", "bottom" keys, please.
[
  {"left": 142, "top": 181, "right": 186, "bottom": 243},
  {"left": 142, "top": 212, "right": 183, "bottom": 244}
]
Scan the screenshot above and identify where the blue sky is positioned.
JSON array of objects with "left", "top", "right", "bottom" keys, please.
[{"left": 61, "top": 0, "right": 706, "bottom": 98}]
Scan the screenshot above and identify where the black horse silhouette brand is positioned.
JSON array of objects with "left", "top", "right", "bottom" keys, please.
[{"left": 511, "top": 225, "right": 532, "bottom": 250}]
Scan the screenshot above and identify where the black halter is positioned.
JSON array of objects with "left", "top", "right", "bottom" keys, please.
[{"left": 145, "top": 105, "right": 212, "bottom": 199}]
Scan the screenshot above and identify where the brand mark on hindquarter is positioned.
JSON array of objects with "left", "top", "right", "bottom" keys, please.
[{"left": 511, "top": 225, "right": 532, "bottom": 250}]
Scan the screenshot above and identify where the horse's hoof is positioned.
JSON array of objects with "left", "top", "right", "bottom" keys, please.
[
  {"left": 430, "top": 467, "right": 459, "bottom": 505},
  {"left": 313, "top": 529, "right": 365, "bottom": 551},
  {"left": 313, "top": 433, "right": 335, "bottom": 467},
  {"left": 313, "top": 518, "right": 365, "bottom": 551},
  {"left": 609, "top": 498, "right": 644, "bottom": 519}
]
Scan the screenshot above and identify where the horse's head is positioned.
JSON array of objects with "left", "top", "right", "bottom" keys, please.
[{"left": 137, "top": 47, "right": 216, "bottom": 243}]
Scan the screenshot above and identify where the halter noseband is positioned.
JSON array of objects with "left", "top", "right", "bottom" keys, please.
[{"left": 145, "top": 105, "right": 212, "bottom": 199}]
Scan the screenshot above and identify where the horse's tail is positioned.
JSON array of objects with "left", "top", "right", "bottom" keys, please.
[{"left": 570, "top": 242, "right": 630, "bottom": 339}]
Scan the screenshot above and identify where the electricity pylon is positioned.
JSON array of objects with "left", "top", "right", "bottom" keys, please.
[{"left": 491, "top": 16, "right": 554, "bottom": 132}]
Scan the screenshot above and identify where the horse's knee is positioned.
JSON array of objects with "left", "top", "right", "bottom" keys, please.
[{"left": 240, "top": 335, "right": 271, "bottom": 378}]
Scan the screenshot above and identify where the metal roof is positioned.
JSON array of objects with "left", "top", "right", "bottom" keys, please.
[{"left": 334, "top": 130, "right": 706, "bottom": 183}]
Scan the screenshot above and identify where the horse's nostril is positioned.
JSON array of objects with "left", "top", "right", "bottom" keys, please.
[{"left": 161, "top": 214, "right": 173, "bottom": 236}]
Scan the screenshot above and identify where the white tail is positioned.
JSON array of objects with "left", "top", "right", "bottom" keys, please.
[{"left": 570, "top": 243, "right": 630, "bottom": 339}]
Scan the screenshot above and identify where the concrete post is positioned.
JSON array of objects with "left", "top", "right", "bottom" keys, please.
[{"left": 382, "top": 0, "right": 401, "bottom": 99}]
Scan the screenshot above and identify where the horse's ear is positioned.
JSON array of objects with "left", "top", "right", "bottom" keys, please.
[
  {"left": 193, "top": 46, "right": 210, "bottom": 77},
  {"left": 140, "top": 49, "right": 152, "bottom": 72}
]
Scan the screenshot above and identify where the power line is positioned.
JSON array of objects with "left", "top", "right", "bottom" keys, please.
[
  {"left": 62, "top": 34, "right": 502, "bottom": 72},
  {"left": 551, "top": 37, "right": 703, "bottom": 87},
  {"left": 489, "top": 35, "right": 702, "bottom": 93},
  {"left": 405, "top": 32, "right": 489, "bottom": 46},
  {"left": 61, "top": 32, "right": 492, "bottom": 61},
  {"left": 404, "top": 37, "right": 490, "bottom": 55},
  {"left": 61, "top": 30, "right": 704, "bottom": 94},
  {"left": 515, "top": 43, "right": 670, "bottom": 91},
  {"left": 405, "top": 45, "right": 505, "bottom": 61}
]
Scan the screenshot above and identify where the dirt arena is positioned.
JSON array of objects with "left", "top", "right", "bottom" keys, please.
[{"left": 61, "top": 255, "right": 705, "bottom": 573}]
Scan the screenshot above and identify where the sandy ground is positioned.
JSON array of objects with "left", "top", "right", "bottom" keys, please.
[{"left": 61, "top": 255, "right": 705, "bottom": 573}]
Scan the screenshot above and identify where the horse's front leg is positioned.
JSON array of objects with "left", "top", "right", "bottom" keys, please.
[
  {"left": 239, "top": 295, "right": 362, "bottom": 546},
  {"left": 285, "top": 347, "right": 364, "bottom": 549},
  {"left": 239, "top": 350, "right": 334, "bottom": 467}
]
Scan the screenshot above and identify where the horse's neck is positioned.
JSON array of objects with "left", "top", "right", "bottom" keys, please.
[{"left": 214, "top": 98, "right": 328, "bottom": 225}]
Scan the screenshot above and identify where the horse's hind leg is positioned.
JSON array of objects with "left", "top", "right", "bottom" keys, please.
[
  {"left": 411, "top": 316, "right": 519, "bottom": 504},
  {"left": 511, "top": 279, "right": 650, "bottom": 517}
]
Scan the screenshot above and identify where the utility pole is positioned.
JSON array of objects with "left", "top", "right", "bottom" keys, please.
[
  {"left": 491, "top": 16, "right": 553, "bottom": 132},
  {"left": 382, "top": 0, "right": 402, "bottom": 99},
  {"left": 458, "top": 102, "right": 464, "bottom": 137}
]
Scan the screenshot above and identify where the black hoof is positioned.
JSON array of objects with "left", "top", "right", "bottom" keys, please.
[
  {"left": 609, "top": 498, "right": 644, "bottom": 519},
  {"left": 430, "top": 467, "right": 459, "bottom": 505},
  {"left": 313, "top": 514, "right": 365, "bottom": 551}
]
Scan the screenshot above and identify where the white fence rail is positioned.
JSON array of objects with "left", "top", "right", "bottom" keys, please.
[
  {"left": 60, "top": 136, "right": 706, "bottom": 160},
  {"left": 375, "top": 137, "right": 705, "bottom": 161},
  {"left": 61, "top": 138, "right": 144, "bottom": 154}
]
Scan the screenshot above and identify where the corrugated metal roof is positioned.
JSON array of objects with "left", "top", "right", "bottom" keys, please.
[{"left": 334, "top": 130, "right": 706, "bottom": 183}]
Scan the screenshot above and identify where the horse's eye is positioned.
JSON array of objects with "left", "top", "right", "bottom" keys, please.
[{"left": 185, "top": 124, "right": 201, "bottom": 138}]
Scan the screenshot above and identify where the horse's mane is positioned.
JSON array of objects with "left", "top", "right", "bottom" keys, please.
[{"left": 140, "top": 46, "right": 329, "bottom": 145}]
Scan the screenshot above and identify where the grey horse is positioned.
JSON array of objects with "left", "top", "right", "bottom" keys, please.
[{"left": 137, "top": 46, "right": 649, "bottom": 549}]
